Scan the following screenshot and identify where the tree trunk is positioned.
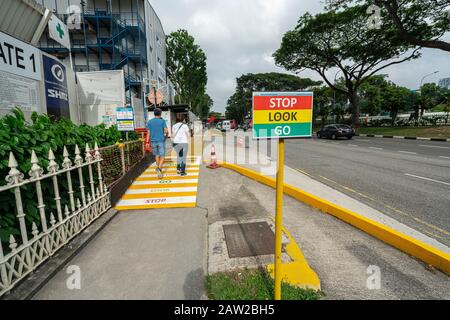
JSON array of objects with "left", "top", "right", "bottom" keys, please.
[
  {"left": 349, "top": 91, "right": 360, "bottom": 127},
  {"left": 390, "top": 108, "right": 398, "bottom": 127},
  {"left": 413, "top": 105, "right": 419, "bottom": 126}
]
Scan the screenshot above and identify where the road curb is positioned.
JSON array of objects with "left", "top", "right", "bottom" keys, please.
[
  {"left": 219, "top": 162, "right": 450, "bottom": 276},
  {"left": 357, "top": 133, "right": 450, "bottom": 142},
  {"left": 266, "top": 219, "right": 321, "bottom": 291}
]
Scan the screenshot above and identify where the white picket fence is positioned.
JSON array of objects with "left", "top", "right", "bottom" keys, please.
[{"left": 0, "top": 143, "right": 111, "bottom": 296}]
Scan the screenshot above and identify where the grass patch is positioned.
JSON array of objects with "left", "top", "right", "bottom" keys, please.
[
  {"left": 357, "top": 126, "right": 450, "bottom": 139},
  {"left": 206, "top": 268, "right": 324, "bottom": 300}
]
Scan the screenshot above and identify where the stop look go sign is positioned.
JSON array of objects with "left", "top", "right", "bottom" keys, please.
[
  {"left": 251, "top": 91, "right": 314, "bottom": 300},
  {"left": 252, "top": 92, "right": 313, "bottom": 139}
]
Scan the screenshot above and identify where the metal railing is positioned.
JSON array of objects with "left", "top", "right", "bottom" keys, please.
[
  {"left": 0, "top": 143, "right": 111, "bottom": 296},
  {"left": 96, "top": 140, "right": 145, "bottom": 187}
]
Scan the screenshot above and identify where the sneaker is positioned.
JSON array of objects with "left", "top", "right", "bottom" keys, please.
[
  {"left": 156, "top": 167, "right": 163, "bottom": 179},
  {"left": 180, "top": 172, "right": 187, "bottom": 176}
]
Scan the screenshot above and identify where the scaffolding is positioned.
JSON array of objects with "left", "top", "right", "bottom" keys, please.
[{"left": 39, "top": 6, "right": 147, "bottom": 105}]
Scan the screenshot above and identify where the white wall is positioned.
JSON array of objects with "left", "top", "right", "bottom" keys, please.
[{"left": 76, "top": 70, "right": 125, "bottom": 126}]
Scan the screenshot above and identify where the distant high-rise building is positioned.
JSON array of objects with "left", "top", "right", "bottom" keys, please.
[{"left": 438, "top": 77, "right": 450, "bottom": 90}]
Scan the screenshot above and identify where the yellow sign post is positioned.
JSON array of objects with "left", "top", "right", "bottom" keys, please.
[
  {"left": 252, "top": 92, "right": 313, "bottom": 300},
  {"left": 274, "top": 138, "right": 284, "bottom": 300}
]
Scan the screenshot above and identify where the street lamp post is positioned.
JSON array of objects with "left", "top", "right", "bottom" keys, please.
[
  {"left": 416, "top": 71, "right": 439, "bottom": 124},
  {"left": 420, "top": 71, "right": 439, "bottom": 88}
]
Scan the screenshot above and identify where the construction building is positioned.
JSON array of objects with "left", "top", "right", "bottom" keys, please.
[{"left": 37, "top": 0, "right": 174, "bottom": 111}]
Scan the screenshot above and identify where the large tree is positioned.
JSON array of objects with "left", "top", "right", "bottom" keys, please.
[
  {"left": 358, "top": 75, "right": 416, "bottom": 124},
  {"left": 419, "top": 83, "right": 447, "bottom": 116},
  {"left": 359, "top": 75, "right": 392, "bottom": 115},
  {"left": 166, "top": 29, "right": 208, "bottom": 116},
  {"left": 385, "top": 84, "right": 416, "bottom": 125},
  {"left": 313, "top": 85, "right": 348, "bottom": 125},
  {"left": 225, "top": 72, "right": 321, "bottom": 124},
  {"left": 273, "top": 5, "right": 420, "bottom": 126},
  {"left": 328, "top": 0, "right": 450, "bottom": 52},
  {"left": 198, "top": 94, "right": 214, "bottom": 119}
]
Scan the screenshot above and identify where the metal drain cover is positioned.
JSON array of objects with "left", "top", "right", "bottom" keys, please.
[{"left": 223, "top": 221, "right": 275, "bottom": 258}]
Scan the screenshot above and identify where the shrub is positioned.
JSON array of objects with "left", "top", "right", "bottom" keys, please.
[{"left": 0, "top": 108, "right": 127, "bottom": 246}]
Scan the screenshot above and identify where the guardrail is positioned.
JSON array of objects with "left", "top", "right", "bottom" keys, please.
[
  {"left": 0, "top": 139, "right": 145, "bottom": 296},
  {"left": 0, "top": 143, "right": 110, "bottom": 296}
]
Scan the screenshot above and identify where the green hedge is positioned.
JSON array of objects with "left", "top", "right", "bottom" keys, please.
[{"left": 0, "top": 108, "right": 133, "bottom": 245}]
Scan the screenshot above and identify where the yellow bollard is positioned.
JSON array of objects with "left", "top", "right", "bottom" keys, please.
[{"left": 274, "top": 138, "right": 285, "bottom": 300}]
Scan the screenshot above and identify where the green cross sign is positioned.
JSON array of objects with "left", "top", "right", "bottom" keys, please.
[{"left": 56, "top": 23, "right": 64, "bottom": 38}]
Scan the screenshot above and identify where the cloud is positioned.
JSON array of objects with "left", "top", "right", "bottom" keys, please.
[{"left": 151, "top": 0, "right": 450, "bottom": 113}]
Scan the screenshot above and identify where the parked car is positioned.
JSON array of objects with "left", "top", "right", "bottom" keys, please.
[{"left": 317, "top": 124, "right": 355, "bottom": 139}]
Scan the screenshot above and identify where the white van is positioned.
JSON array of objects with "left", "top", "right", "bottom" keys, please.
[{"left": 222, "top": 120, "right": 231, "bottom": 131}]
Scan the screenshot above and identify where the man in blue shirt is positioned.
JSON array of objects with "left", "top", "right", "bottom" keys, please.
[{"left": 146, "top": 108, "right": 168, "bottom": 178}]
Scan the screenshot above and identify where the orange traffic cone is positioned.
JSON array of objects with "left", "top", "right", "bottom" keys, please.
[{"left": 207, "top": 144, "right": 220, "bottom": 169}]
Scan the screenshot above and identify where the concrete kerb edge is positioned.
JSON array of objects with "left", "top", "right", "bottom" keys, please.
[
  {"left": 357, "top": 133, "right": 450, "bottom": 142},
  {"left": 266, "top": 217, "right": 321, "bottom": 290},
  {"left": 219, "top": 161, "right": 450, "bottom": 276}
]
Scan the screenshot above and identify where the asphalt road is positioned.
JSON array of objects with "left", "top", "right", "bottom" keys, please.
[{"left": 282, "top": 136, "right": 450, "bottom": 247}]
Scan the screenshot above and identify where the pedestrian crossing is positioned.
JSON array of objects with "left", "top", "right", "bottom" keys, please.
[{"left": 115, "top": 156, "right": 201, "bottom": 210}]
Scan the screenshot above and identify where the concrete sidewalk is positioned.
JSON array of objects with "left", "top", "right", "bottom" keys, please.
[
  {"left": 203, "top": 130, "right": 450, "bottom": 255},
  {"left": 30, "top": 159, "right": 450, "bottom": 300},
  {"left": 33, "top": 207, "right": 207, "bottom": 300}
]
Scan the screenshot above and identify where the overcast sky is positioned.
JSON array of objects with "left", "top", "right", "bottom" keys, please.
[{"left": 152, "top": 0, "right": 450, "bottom": 113}]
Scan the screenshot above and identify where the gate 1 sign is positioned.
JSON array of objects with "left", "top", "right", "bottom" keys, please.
[{"left": 252, "top": 92, "right": 313, "bottom": 139}]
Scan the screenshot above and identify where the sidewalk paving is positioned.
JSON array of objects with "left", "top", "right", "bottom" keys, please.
[{"left": 33, "top": 207, "right": 207, "bottom": 300}]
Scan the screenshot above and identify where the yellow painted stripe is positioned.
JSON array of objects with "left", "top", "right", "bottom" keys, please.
[
  {"left": 159, "top": 160, "right": 199, "bottom": 164},
  {"left": 145, "top": 168, "right": 200, "bottom": 173},
  {"left": 220, "top": 161, "right": 450, "bottom": 276},
  {"left": 121, "top": 191, "right": 197, "bottom": 199},
  {"left": 136, "top": 175, "right": 198, "bottom": 181},
  {"left": 253, "top": 109, "right": 312, "bottom": 124},
  {"left": 266, "top": 219, "right": 320, "bottom": 290},
  {"left": 116, "top": 203, "right": 196, "bottom": 210},
  {"left": 165, "top": 157, "right": 199, "bottom": 160},
  {"left": 149, "top": 163, "right": 200, "bottom": 166},
  {"left": 129, "top": 183, "right": 198, "bottom": 189}
]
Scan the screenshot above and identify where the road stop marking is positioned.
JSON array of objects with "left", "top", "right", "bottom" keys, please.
[{"left": 115, "top": 156, "right": 201, "bottom": 210}]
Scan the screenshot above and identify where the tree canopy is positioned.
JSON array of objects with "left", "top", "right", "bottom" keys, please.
[
  {"left": 327, "top": 0, "right": 450, "bottom": 52},
  {"left": 225, "top": 72, "right": 321, "bottom": 124},
  {"left": 166, "top": 29, "right": 209, "bottom": 117},
  {"left": 273, "top": 5, "right": 420, "bottom": 125}
]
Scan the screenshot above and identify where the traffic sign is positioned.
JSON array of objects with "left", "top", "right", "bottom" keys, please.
[
  {"left": 251, "top": 91, "right": 313, "bottom": 299},
  {"left": 148, "top": 89, "right": 163, "bottom": 105},
  {"left": 252, "top": 92, "right": 313, "bottom": 139}
]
